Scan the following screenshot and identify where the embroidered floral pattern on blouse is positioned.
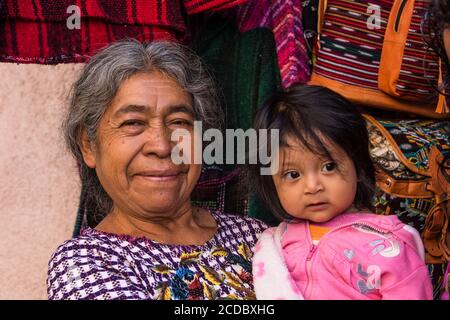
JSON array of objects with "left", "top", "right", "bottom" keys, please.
[{"left": 154, "top": 244, "right": 255, "bottom": 300}]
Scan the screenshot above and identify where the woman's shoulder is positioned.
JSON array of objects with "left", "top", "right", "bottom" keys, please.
[
  {"left": 48, "top": 228, "right": 133, "bottom": 268},
  {"left": 52, "top": 228, "right": 115, "bottom": 248},
  {"left": 212, "top": 211, "right": 270, "bottom": 232}
]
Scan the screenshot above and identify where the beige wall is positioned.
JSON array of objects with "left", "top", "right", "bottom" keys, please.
[{"left": 0, "top": 63, "right": 83, "bottom": 299}]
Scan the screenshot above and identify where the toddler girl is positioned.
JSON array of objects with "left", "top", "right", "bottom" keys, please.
[{"left": 250, "top": 85, "right": 433, "bottom": 299}]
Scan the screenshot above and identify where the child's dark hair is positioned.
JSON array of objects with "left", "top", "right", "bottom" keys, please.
[
  {"left": 423, "top": 0, "right": 450, "bottom": 94},
  {"left": 249, "top": 85, "right": 375, "bottom": 221}
]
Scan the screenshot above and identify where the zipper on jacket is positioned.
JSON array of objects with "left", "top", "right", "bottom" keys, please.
[
  {"left": 395, "top": 0, "right": 408, "bottom": 32},
  {"left": 319, "top": 219, "right": 393, "bottom": 239},
  {"left": 304, "top": 244, "right": 317, "bottom": 298},
  {"left": 351, "top": 222, "right": 391, "bottom": 235}
]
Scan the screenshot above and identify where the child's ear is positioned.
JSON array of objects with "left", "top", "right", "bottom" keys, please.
[{"left": 79, "top": 129, "right": 97, "bottom": 168}]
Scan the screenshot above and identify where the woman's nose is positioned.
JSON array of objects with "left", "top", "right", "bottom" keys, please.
[
  {"left": 304, "top": 173, "right": 324, "bottom": 194},
  {"left": 141, "top": 124, "right": 173, "bottom": 158}
]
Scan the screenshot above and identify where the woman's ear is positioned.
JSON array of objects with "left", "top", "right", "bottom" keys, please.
[{"left": 79, "top": 129, "right": 97, "bottom": 168}]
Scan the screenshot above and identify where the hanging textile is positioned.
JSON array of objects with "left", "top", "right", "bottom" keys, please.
[
  {"left": 0, "top": 0, "right": 247, "bottom": 64},
  {"left": 225, "top": 0, "right": 311, "bottom": 88}
]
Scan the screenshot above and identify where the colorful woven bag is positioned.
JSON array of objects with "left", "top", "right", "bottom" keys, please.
[
  {"left": 365, "top": 114, "right": 450, "bottom": 298},
  {"left": 309, "top": 0, "right": 448, "bottom": 117}
]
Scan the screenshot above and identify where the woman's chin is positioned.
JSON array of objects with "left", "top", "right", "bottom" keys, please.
[{"left": 132, "top": 193, "right": 187, "bottom": 213}]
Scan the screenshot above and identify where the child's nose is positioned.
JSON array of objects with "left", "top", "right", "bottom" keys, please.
[{"left": 304, "top": 174, "right": 324, "bottom": 194}]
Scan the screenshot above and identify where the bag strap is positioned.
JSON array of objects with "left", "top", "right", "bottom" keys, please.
[
  {"left": 378, "top": 0, "right": 415, "bottom": 97},
  {"left": 378, "top": 0, "right": 446, "bottom": 114},
  {"left": 436, "top": 59, "right": 449, "bottom": 114},
  {"left": 423, "top": 146, "right": 450, "bottom": 263},
  {"left": 315, "top": 0, "right": 328, "bottom": 51},
  {"left": 375, "top": 169, "right": 433, "bottom": 198},
  {"left": 317, "top": 0, "right": 327, "bottom": 35}
]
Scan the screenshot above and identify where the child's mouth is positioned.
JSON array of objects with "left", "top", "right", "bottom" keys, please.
[{"left": 306, "top": 202, "right": 329, "bottom": 211}]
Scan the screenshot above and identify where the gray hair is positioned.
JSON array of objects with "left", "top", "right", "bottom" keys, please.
[{"left": 63, "top": 39, "right": 223, "bottom": 220}]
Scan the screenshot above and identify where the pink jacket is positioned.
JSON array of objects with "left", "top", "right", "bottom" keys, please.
[{"left": 253, "top": 212, "right": 433, "bottom": 300}]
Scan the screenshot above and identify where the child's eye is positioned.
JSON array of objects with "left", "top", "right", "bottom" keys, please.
[
  {"left": 284, "top": 171, "right": 300, "bottom": 180},
  {"left": 322, "top": 162, "right": 337, "bottom": 173}
]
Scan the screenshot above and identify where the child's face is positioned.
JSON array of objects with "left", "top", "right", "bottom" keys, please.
[{"left": 272, "top": 135, "right": 358, "bottom": 223}]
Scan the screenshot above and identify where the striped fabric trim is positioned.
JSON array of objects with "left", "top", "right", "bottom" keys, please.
[
  {"left": 184, "top": 0, "right": 248, "bottom": 14},
  {"left": 314, "top": 0, "right": 439, "bottom": 102}
]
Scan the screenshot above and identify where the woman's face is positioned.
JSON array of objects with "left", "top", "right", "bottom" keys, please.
[{"left": 81, "top": 71, "right": 202, "bottom": 218}]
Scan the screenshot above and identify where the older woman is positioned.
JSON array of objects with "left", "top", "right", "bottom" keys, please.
[{"left": 47, "top": 40, "right": 267, "bottom": 300}]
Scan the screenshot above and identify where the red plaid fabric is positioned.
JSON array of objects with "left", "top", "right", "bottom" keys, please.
[{"left": 0, "top": 0, "right": 246, "bottom": 64}]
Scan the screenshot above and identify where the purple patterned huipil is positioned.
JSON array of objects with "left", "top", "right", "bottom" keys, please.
[{"left": 47, "top": 211, "right": 267, "bottom": 300}]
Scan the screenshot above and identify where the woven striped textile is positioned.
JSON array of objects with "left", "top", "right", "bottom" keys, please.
[{"left": 314, "top": 0, "right": 439, "bottom": 102}]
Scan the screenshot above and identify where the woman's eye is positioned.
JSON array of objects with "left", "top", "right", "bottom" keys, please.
[
  {"left": 322, "top": 162, "right": 336, "bottom": 172},
  {"left": 285, "top": 171, "right": 300, "bottom": 180},
  {"left": 122, "top": 120, "right": 145, "bottom": 127},
  {"left": 170, "top": 119, "right": 193, "bottom": 127},
  {"left": 120, "top": 120, "right": 146, "bottom": 132}
]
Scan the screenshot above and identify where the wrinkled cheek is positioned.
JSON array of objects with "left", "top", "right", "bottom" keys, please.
[
  {"left": 96, "top": 163, "right": 127, "bottom": 198},
  {"left": 187, "top": 164, "right": 202, "bottom": 189}
]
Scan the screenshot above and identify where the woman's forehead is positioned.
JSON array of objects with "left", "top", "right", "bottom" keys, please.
[{"left": 107, "top": 71, "right": 193, "bottom": 115}]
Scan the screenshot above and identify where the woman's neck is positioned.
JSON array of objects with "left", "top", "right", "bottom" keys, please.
[{"left": 96, "top": 204, "right": 217, "bottom": 245}]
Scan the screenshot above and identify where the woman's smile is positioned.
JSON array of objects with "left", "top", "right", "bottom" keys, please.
[{"left": 134, "top": 171, "right": 185, "bottom": 182}]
